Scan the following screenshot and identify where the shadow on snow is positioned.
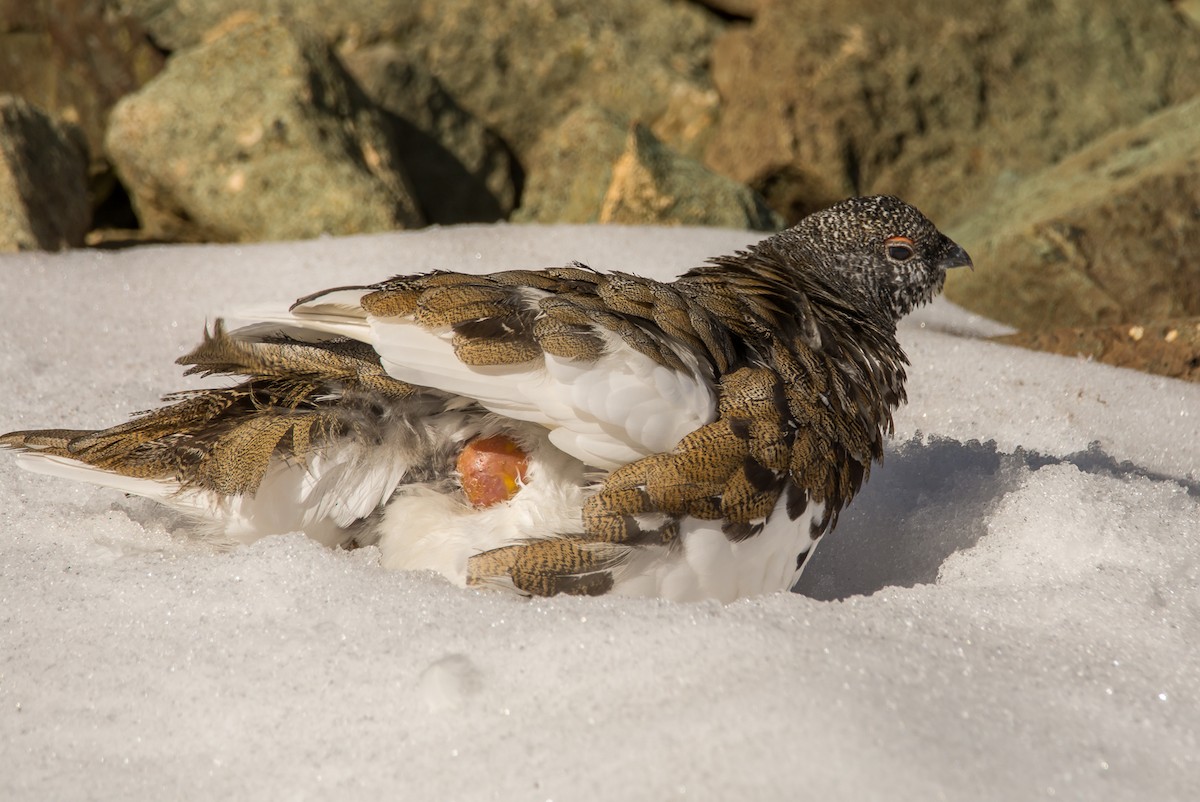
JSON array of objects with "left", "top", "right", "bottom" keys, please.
[{"left": 793, "top": 435, "right": 1199, "bottom": 601}]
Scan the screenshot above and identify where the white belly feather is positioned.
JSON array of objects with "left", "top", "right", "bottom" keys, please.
[{"left": 609, "top": 495, "right": 824, "bottom": 602}]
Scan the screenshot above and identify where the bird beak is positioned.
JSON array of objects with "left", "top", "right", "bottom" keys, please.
[{"left": 939, "top": 242, "right": 974, "bottom": 272}]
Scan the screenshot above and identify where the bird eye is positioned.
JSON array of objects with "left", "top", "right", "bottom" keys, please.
[{"left": 885, "top": 236, "right": 914, "bottom": 261}]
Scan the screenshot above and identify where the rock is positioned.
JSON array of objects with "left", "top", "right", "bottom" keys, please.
[
  {"left": 1174, "top": 0, "right": 1200, "bottom": 29},
  {"left": 341, "top": 44, "right": 519, "bottom": 225},
  {"left": 386, "top": 0, "right": 723, "bottom": 162},
  {"left": 945, "top": 97, "right": 1200, "bottom": 331},
  {"left": 114, "top": 1, "right": 723, "bottom": 210},
  {"left": 599, "top": 124, "right": 781, "bottom": 230},
  {"left": 116, "top": 0, "right": 722, "bottom": 162},
  {"left": 706, "top": 0, "right": 1200, "bottom": 226},
  {"left": 114, "top": 0, "right": 423, "bottom": 52},
  {"left": 105, "top": 18, "right": 423, "bottom": 243},
  {"left": 0, "top": 95, "right": 90, "bottom": 251},
  {"left": 993, "top": 319, "right": 1200, "bottom": 383},
  {"left": 748, "top": 164, "right": 848, "bottom": 227},
  {"left": 0, "top": 0, "right": 163, "bottom": 213},
  {"left": 512, "top": 105, "right": 629, "bottom": 224},
  {"left": 690, "top": 0, "right": 765, "bottom": 18},
  {"left": 515, "top": 106, "right": 779, "bottom": 230}
]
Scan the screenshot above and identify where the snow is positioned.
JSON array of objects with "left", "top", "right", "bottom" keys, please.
[{"left": 2, "top": 223, "right": 1198, "bottom": 801}]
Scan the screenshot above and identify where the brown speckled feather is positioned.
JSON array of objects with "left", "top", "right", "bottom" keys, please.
[{"left": 1, "top": 323, "right": 428, "bottom": 495}]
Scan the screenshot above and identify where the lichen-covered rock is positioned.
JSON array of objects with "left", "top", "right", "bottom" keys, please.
[
  {"left": 381, "top": 0, "right": 722, "bottom": 162},
  {"left": 105, "top": 18, "right": 423, "bottom": 243},
  {"left": 516, "top": 106, "right": 778, "bottom": 230},
  {"left": 946, "top": 97, "right": 1200, "bottom": 331},
  {"left": 0, "top": 95, "right": 89, "bottom": 251},
  {"left": 599, "top": 124, "right": 780, "bottom": 230},
  {"left": 512, "top": 106, "right": 629, "bottom": 225},
  {"left": 1175, "top": 0, "right": 1200, "bottom": 29},
  {"left": 113, "top": 0, "right": 422, "bottom": 51},
  {"left": 690, "top": 0, "right": 764, "bottom": 18},
  {"left": 0, "top": 0, "right": 163, "bottom": 212},
  {"left": 341, "top": 44, "right": 519, "bottom": 225},
  {"left": 116, "top": 0, "right": 722, "bottom": 163},
  {"left": 706, "top": 0, "right": 1200, "bottom": 226}
]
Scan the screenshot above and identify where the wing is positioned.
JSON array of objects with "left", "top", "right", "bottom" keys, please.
[
  {"left": 1, "top": 328, "right": 482, "bottom": 547},
  {"left": 238, "top": 266, "right": 721, "bottom": 471},
  {"left": 458, "top": 263, "right": 914, "bottom": 598}
]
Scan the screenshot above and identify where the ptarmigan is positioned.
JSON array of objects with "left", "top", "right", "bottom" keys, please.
[{"left": 2, "top": 196, "right": 972, "bottom": 601}]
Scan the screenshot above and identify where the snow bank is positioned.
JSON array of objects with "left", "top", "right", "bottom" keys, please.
[{"left": 2, "top": 224, "right": 1197, "bottom": 800}]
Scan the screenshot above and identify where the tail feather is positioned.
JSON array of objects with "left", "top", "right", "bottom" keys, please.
[
  {"left": 12, "top": 451, "right": 184, "bottom": 503},
  {"left": 2, "top": 320, "right": 491, "bottom": 547},
  {"left": 1, "top": 322, "right": 433, "bottom": 497}
]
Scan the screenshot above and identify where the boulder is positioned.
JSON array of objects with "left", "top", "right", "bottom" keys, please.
[
  {"left": 946, "top": 97, "right": 1200, "bottom": 331},
  {"left": 512, "top": 106, "right": 629, "bottom": 225},
  {"left": 0, "top": 96, "right": 90, "bottom": 251},
  {"left": 0, "top": 0, "right": 163, "bottom": 217},
  {"left": 116, "top": 0, "right": 722, "bottom": 162},
  {"left": 113, "top": 0, "right": 423, "bottom": 51},
  {"left": 690, "top": 0, "right": 764, "bottom": 18},
  {"left": 366, "top": 0, "right": 722, "bottom": 162},
  {"left": 106, "top": 18, "right": 423, "bottom": 243},
  {"left": 1175, "top": 0, "right": 1200, "bottom": 29},
  {"left": 706, "top": 0, "right": 1200, "bottom": 226},
  {"left": 599, "top": 124, "right": 781, "bottom": 230},
  {"left": 341, "top": 44, "right": 519, "bottom": 225},
  {"left": 516, "top": 106, "right": 778, "bottom": 230}
]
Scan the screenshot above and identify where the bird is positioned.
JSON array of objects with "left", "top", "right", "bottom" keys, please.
[{"left": 1, "top": 195, "right": 972, "bottom": 601}]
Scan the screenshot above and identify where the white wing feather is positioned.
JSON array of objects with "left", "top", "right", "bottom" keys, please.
[{"left": 234, "top": 287, "right": 719, "bottom": 470}]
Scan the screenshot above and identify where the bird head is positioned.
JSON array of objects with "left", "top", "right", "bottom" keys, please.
[{"left": 773, "top": 195, "right": 973, "bottom": 321}]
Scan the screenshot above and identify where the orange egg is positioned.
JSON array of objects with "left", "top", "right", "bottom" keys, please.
[{"left": 456, "top": 434, "right": 530, "bottom": 507}]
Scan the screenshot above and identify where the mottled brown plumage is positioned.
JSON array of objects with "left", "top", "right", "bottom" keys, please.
[
  {"left": 2, "top": 196, "right": 971, "bottom": 599},
  {"left": 2, "top": 325, "right": 429, "bottom": 494}
]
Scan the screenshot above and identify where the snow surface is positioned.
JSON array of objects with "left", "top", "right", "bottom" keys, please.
[{"left": 1, "top": 224, "right": 1198, "bottom": 801}]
